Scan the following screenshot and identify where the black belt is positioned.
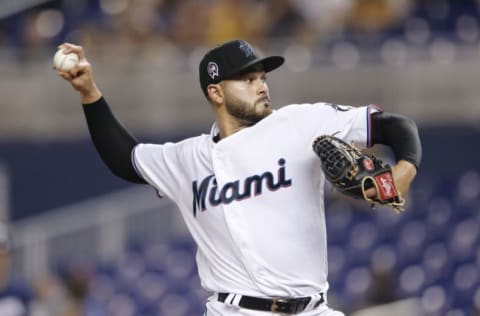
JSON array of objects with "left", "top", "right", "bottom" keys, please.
[{"left": 217, "top": 292, "right": 324, "bottom": 314}]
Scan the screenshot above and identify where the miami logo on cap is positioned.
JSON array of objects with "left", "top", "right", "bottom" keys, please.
[
  {"left": 239, "top": 40, "right": 254, "bottom": 57},
  {"left": 207, "top": 62, "right": 219, "bottom": 79}
]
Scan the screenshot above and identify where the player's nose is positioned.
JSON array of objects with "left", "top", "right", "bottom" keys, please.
[{"left": 257, "top": 80, "right": 268, "bottom": 96}]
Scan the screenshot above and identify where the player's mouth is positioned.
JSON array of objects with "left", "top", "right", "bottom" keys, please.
[{"left": 257, "top": 96, "right": 271, "bottom": 107}]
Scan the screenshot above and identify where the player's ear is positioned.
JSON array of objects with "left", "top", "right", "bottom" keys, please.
[{"left": 207, "top": 84, "right": 223, "bottom": 105}]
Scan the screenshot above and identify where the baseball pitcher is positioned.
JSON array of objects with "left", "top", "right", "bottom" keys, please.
[{"left": 55, "top": 39, "right": 422, "bottom": 315}]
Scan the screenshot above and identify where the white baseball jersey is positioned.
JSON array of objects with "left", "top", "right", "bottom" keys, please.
[{"left": 132, "top": 103, "right": 379, "bottom": 298}]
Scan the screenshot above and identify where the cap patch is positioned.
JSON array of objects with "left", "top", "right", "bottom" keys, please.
[
  {"left": 239, "top": 40, "right": 254, "bottom": 57},
  {"left": 207, "top": 62, "right": 219, "bottom": 79}
]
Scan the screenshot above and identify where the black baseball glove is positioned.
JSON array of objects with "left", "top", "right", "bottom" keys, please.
[{"left": 312, "top": 135, "right": 405, "bottom": 212}]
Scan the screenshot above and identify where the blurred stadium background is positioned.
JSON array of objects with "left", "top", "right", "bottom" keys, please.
[{"left": 0, "top": 0, "right": 479, "bottom": 315}]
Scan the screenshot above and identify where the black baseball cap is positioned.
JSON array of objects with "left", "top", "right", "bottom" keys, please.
[{"left": 199, "top": 39, "right": 285, "bottom": 97}]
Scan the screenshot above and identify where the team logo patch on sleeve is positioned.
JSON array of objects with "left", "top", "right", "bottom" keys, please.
[{"left": 207, "top": 62, "right": 219, "bottom": 79}]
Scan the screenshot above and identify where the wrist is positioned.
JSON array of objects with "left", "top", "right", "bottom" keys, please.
[
  {"left": 80, "top": 87, "right": 102, "bottom": 104},
  {"left": 396, "top": 160, "right": 417, "bottom": 174},
  {"left": 390, "top": 160, "right": 417, "bottom": 198}
]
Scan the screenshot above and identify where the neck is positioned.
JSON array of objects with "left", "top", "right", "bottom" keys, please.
[{"left": 216, "top": 113, "right": 249, "bottom": 139}]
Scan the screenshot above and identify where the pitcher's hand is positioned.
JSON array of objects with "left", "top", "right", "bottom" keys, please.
[{"left": 55, "top": 43, "right": 102, "bottom": 104}]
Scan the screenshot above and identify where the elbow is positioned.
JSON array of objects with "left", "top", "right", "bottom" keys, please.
[
  {"left": 111, "top": 168, "right": 146, "bottom": 184},
  {"left": 372, "top": 112, "right": 422, "bottom": 168},
  {"left": 103, "top": 158, "right": 146, "bottom": 184},
  {"left": 398, "top": 116, "right": 423, "bottom": 169}
]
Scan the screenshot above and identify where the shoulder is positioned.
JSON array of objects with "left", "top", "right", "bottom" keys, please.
[
  {"left": 133, "top": 134, "right": 211, "bottom": 165},
  {"left": 275, "top": 102, "right": 364, "bottom": 119},
  {"left": 136, "top": 134, "right": 209, "bottom": 150},
  {"left": 170, "top": 134, "right": 209, "bottom": 148},
  {"left": 278, "top": 102, "right": 358, "bottom": 112}
]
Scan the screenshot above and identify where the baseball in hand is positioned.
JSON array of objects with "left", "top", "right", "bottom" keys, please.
[{"left": 53, "top": 49, "right": 79, "bottom": 72}]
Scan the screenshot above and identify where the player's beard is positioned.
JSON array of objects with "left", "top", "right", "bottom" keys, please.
[{"left": 224, "top": 93, "right": 272, "bottom": 126}]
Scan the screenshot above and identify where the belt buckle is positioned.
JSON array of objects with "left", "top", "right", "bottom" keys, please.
[{"left": 271, "top": 297, "right": 287, "bottom": 313}]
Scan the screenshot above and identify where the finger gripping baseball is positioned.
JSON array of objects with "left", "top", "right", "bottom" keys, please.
[{"left": 312, "top": 135, "right": 405, "bottom": 212}]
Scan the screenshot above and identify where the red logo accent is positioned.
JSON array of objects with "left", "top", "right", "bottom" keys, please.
[
  {"left": 374, "top": 173, "right": 398, "bottom": 200},
  {"left": 369, "top": 104, "right": 384, "bottom": 112},
  {"left": 362, "top": 158, "right": 374, "bottom": 171}
]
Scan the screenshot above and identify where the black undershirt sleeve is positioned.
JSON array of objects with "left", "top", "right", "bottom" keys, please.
[
  {"left": 370, "top": 112, "right": 422, "bottom": 169},
  {"left": 82, "top": 97, "right": 146, "bottom": 184}
]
